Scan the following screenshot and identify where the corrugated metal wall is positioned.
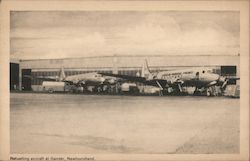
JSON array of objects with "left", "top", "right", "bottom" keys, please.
[{"left": 20, "top": 55, "right": 240, "bottom": 69}]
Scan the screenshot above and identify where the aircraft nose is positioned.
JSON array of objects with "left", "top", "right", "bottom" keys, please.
[
  {"left": 218, "top": 76, "right": 226, "bottom": 83},
  {"left": 214, "top": 74, "right": 220, "bottom": 81}
]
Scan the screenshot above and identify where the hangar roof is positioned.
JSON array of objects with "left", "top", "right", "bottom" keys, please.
[{"left": 19, "top": 54, "right": 240, "bottom": 69}]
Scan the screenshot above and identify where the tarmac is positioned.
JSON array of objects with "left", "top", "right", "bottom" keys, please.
[{"left": 10, "top": 93, "right": 239, "bottom": 154}]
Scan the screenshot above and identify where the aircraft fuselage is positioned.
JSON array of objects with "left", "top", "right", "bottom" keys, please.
[
  {"left": 155, "top": 68, "right": 220, "bottom": 88},
  {"left": 65, "top": 72, "right": 105, "bottom": 86}
]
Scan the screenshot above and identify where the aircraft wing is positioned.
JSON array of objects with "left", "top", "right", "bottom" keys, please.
[
  {"left": 99, "top": 72, "right": 169, "bottom": 88},
  {"left": 99, "top": 72, "right": 146, "bottom": 82},
  {"left": 37, "top": 76, "right": 59, "bottom": 81},
  {"left": 23, "top": 75, "right": 59, "bottom": 81},
  {"left": 227, "top": 77, "right": 240, "bottom": 80}
]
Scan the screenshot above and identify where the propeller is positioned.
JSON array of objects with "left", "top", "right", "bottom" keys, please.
[
  {"left": 218, "top": 76, "right": 239, "bottom": 90},
  {"left": 221, "top": 79, "right": 229, "bottom": 89},
  {"left": 217, "top": 76, "right": 227, "bottom": 89}
]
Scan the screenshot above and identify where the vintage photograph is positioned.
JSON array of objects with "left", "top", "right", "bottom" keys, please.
[{"left": 9, "top": 10, "right": 241, "bottom": 155}]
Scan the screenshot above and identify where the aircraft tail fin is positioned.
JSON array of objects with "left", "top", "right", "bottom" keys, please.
[
  {"left": 59, "top": 67, "right": 66, "bottom": 81},
  {"left": 141, "top": 59, "right": 152, "bottom": 79}
]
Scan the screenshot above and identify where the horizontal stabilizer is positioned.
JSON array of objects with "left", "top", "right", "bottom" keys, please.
[{"left": 227, "top": 77, "right": 240, "bottom": 80}]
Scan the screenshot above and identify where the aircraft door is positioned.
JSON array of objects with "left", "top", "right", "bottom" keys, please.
[
  {"left": 10, "top": 63, "right": 19, "bottom": 90},
  {"left": 195, "top": 72, "right": 199, "bottom": 80},
  {"left": 22, "top": 69, "right": 32, "bottom": 91}
]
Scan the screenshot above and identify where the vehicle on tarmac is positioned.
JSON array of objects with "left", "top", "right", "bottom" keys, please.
[{"left": 42, "top": 81, "right": 68, "bottom": 93}]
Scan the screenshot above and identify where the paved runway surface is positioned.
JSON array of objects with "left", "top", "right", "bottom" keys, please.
[{"left": 10, "top": 93, "right": 239, "bottom": 154}]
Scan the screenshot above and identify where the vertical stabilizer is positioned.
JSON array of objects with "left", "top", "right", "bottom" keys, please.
[
  {"left": 141, "top": 59, "right": 152, "bottom": 79},
  {"left": 59, "top": 67, "right": 66, "bottom": 81}
]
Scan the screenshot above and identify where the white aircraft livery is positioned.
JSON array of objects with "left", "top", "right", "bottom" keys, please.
[{"left": 99, "top": 60, "right": 239, "bottom": 96}]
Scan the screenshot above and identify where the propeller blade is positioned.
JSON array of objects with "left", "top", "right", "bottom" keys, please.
[
  {"left": 156, "top": 81, "right": 163, "bottom": 90},
  {"left": 221, "top": 79, "right": 228, "bottom": 89},
  {"left": 208, "top": 80, "right": 217, "bottom": 87}
]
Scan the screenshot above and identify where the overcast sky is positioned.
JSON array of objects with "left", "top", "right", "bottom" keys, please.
[{"left": 10, "top": 11, "right": 239, "bottom": 60}]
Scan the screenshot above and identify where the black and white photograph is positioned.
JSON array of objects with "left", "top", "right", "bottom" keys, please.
[{"left": 0, "top": 0, "right": 249, "bottom": 161}]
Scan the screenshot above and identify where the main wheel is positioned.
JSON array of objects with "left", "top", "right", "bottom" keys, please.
[{"left": 206, "top": 90, "right": 211, "bottom": 96}]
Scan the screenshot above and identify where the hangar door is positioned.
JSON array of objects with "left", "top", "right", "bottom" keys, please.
[
  {"left": 10, "top": 63, "right": 19, "bottom": 90},
  {"left": 221, "top": 66, "right": 237, "bottom": 84},
  {"left": 22, "top": 69, "right": 32, "bottom": 91}
]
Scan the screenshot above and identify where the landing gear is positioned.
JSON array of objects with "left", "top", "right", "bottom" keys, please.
[
  {"left": 206, "top": 86, "right": 218, "bottom": 97},
  {"left": 159, "top": 90, "right": 163, "bottom": 96},
  {"left": 177, "top": 84, "right": 182, "bottom": 93},
  {"left": 193, "top": 87, "right": 205, "bottom": 96},
  {"left": 92, "top": 86, "right": 103, "bottom": 93},
  {"left": 206, "top": 89, "right": 211, "bottom": 97},
  {"left": 156, "top": 81, "right": 164, "bottom": 96},
  {"left": 194, "top": 86, "right": 219, "bottom": 96}
]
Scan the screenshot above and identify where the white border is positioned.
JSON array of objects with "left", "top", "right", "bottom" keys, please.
[{"left": 0, "top": 0, "right": 249, "bottom": 160}]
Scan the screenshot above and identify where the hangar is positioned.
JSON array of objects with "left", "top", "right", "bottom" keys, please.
[{"left": 10, "top": 54, "right": 240, "bottom": 91}]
